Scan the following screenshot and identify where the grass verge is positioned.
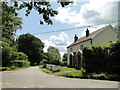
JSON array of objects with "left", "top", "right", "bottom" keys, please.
[
  {"left": 0, "top": 66, "right": 31, "bottom": 71},
  {"left": 39, "top": 65, "right": 120, "bottom": 81}
]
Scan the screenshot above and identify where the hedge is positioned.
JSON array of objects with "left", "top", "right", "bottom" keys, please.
[{"left": 83, "top": 40, "right": 120, "bottom": 75}]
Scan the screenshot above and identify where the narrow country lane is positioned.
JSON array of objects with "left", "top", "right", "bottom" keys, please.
[{"left": 1, "top": 66, "right": 119, "bottom": 88}]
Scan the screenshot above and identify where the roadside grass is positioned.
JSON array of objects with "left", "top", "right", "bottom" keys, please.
[
  {"left": 39, "top": 65, "right": 83, "bottom": 77},
  {"left": 59, "top": 67, "right": 76, "bottom": 72},
  {"left": 0, "top": 66, "right": 31, "bottom": 71},
  {"left": 39, "top": 65, "right": 120, "bottom": 81},
  {"left": 41, "top": 69, "right": 53, "bottom": 74},
  {"left": 56, "top": 70, "right": 83, "bottom": 78}
]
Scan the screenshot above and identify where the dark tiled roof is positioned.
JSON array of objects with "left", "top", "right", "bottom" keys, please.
[{"left": 67, "top": 25, "right": 111, "bottom": 48}]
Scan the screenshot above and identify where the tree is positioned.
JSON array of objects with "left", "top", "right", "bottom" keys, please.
[
  {"left": 17, "top": 33, "right": 44, "bottom": 66},
  {"left": 47, "top": 46, "right": 61, "bottom": 61},
  {"left": 3, "top": 1, "right": 73, "bottom": 25},
  {"left": 2, "top": 2, "right": 22, "bottom": 41},
  {"left": 62, "top": 53, "right": 67, "bottom": 61},
  {"left": 1, "top": 2, "right": 25, "bottom": 67}
]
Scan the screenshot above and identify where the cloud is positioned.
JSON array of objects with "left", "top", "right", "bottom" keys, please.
[
  {"left": 42, "top": 32, "right": 71, "bottom": 57},
  {"left": 54, "top": 0, "right": 118, "bottom": 26}
]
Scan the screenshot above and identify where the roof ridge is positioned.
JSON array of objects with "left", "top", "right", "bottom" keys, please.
[{"left": 67, "top": 25, "right": 110, "bottom": 48}]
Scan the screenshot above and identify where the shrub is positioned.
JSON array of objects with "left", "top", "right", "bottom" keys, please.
[
  {"left": 83, "top": 40, "right": 120, "bottom": 75},
  {"left": 39, "top": 65, "right": 44, "bottom": 68},
  {"left": 40, "top": 59, "right": 49, "bottom": 68},
  {"left": 10, "top": 60, "right": 30, "bottom": 67},
  {"left": 60, "top": 61, "right": 67, "bottom": 66},
  {"left": 92, "top": 73, "right": 108, "bottom": 80},
  {"left": 50, "top": 60, "right": 61, "bottom": 65}
]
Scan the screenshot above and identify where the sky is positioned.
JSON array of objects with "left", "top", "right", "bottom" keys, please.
[{"left": 16, "top": 0, "right": 119, "bottom": 57}]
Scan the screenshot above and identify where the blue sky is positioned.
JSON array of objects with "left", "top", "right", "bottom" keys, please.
[{"left": 16, "top": 0, "right": 118, "bottom": 56}]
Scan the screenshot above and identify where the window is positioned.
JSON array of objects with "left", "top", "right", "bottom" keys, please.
[
  {"left": 70, "top": 48, "right": 72, "bottom": 52},
  {"left": 80, "top": 44, "right": 84, "bottom": 50}
]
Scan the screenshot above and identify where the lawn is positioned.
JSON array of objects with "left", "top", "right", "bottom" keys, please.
[
  {"left": 39, "top": 65, "right": 83, "bottom": 78},
  {"left": 39, "top": 65, "right": 120, "bottom": 81}
]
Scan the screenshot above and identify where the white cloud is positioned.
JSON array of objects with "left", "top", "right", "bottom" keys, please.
[
  {"left": 54, "top": 0, "right": 118, "bottom": 26},
  {"left": 42, "top": 32, "right": 71, "bottom": 57}
]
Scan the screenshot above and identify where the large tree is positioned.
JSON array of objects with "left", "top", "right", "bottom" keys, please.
[
  {"left": 1, "top": 2, "right": 25, "bottom": 67},
  {"left": 17, "top": 33, "right": 44, "bottom": 66},
  {"left": 47, "top": 46, "right": 61, "bottom": 61}
]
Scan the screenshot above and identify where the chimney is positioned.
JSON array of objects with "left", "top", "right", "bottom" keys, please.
[
  {"left": 86, "top": 28, "right": 89, "bottom": 37},
  {"left": 74, "top": 34, "right": 78, "bottom": 42}
]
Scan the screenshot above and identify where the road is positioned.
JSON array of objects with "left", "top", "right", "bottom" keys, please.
[{"left": 1, "top": 66, "right": 119, "bottom": 88}]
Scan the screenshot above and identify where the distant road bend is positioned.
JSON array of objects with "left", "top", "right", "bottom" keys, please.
[{"left": 1, "top": 66, "right": 119, "bottom": 88}]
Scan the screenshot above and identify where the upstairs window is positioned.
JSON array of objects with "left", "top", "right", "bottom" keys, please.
[
  {"left": 70, "top": 48, "right": 72, "bottom": 52},
  {"left": 80, "top": 44, "right": 84, "bottom": 50}
]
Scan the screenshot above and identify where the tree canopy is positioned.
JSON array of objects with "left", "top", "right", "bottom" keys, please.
[
  {"left": 1, "top": 2, "right": 30, "bottom": 67},
  {"left": 47, "top": 46, "right": 61, "bottom": 61},
  {"left": 3, "top": 1, "right": 73, "bottom": 25},
  {"left": 2, "top": 2, "right": 22, "bottom": 41},
  {"left": 62, "top": 53, "right": 67, "bottom": 61},
  {"left": 17, "top": 33, "right": 44, "bottom": 66}
]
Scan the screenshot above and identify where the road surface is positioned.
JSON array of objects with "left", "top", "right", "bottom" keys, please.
[{"left": 1, "top": 66, "right": 119, "bottom": 88}]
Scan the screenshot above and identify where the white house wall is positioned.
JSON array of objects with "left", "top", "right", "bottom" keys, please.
[
  {"left": 67, "top": 40, "right": 91, "bottom": 65},
  {"left": 92, "top": 26, "right": 118, "bottom": 45}
]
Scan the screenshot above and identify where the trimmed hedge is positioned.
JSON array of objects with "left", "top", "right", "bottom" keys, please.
[{"left": 83, "top": 40, "right": 120, "bottom": 75}]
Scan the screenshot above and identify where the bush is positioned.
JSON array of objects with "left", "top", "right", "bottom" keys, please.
[
  {"left": 10, "top": 60, "right": 30, "bottom": 67},
  {"left": 50, "top": 60, "right": 61, "bottom": 65},
  {"left": 40, "top": 59, "right": 49, "bottom": 68},
  {"left": 39, "top": 65, "right": 44, "bottom": 68},
  {"left": 83, "top": 40, "right": 120, "bottom": 76},
  {"left": 60, "top": 61, "right": 67, "bottom": 66},
  {"left": 92, "top": 73, "right": 108, "bottom": 80},
  {"left": 11, "top": 52, "right": 28, "bottom": 61},
  {"left": 2, "top": 43, "right": 13, "bottom": 67}
]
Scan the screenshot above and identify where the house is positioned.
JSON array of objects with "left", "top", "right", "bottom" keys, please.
[{"left": 67, "top": 25, "right": 118, "bottom": 69}]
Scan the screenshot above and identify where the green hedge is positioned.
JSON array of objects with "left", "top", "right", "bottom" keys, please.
[{"left": 83, "top": 40, "right": 120, "bottom": 75}]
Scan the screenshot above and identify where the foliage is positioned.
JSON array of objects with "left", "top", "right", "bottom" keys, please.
[
  {"left": 50, "top": 60, "right": 61, "bottom": 65},
  {"left": 2, "top": 42, "right": 15, "bottom": 67},
  {"left": 91, "top": 73, "right": 108, "bottom": 80},
  {"left": 4, "top": 1, "right": 73, "bottom": 25},
  {"left": 40, "top": 59, "right": 49, "bottom": 68},
  {"left": 42, "top": 52, "right": 51, "bottom": 62},
  {"left": 0, "top": 67, "right": 11, "bottom": 71},
  {"left": 10, "top": 60, "right": 30, "bottom": 67},
  {"left": 11, "top": 52, "right": 28, "bottom": 61},
  {"left": 62, "top": 53, "right": 67, "bottom": 61},
  {"left": 83, "top": 40, "right": 120, "bottom": 75},
  {"left": 47, "top": 46, "right": 61, "bottom": 61},
  {"left": 60, "top": 61, "right": 67, "bottom": 66},
  {"left": 2, "top": 2, "right": 22, "bottom": 41},
  {"left": 108, "top": 40, "right": 120, "bottom": 74},
  {"left": 39, "top": 65, "right": 44, "bottom": 69},
  {"left": 17, "top": 33, "right": 44, "bottom": 66}
]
